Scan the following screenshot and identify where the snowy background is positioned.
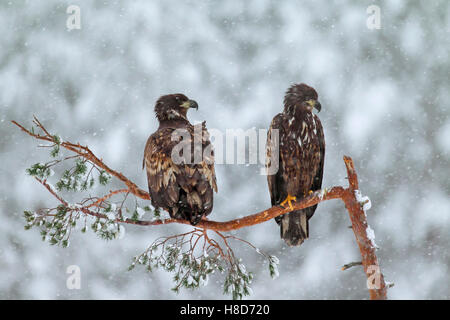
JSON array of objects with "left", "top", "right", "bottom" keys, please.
[{"left": 0, "top": 0, "right": 449, "bottom": 299}]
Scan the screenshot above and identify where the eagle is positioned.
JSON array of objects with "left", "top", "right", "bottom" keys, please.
[
  {"left": 143, "top": 94, "right": 217, "bottom": 225},
  {"left": 266, "top": 83, "right": 325, "bottom": 246}
]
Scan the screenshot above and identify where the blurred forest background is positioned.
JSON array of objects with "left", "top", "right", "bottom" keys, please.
[{"left": 0, "top": 0, "right": 449, "bottom": 299}]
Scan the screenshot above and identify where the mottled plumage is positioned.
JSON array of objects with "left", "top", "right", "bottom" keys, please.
[
  {"left": 143, "top": 94, "right": 217, "bottom": 225},
  {"left": 266, "top": 83, "right": 325, "bottom": 246}
]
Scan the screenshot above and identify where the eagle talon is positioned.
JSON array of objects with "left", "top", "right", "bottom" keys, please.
[{"left": 280, "top": 194, "right": 297, "bottom": 210}]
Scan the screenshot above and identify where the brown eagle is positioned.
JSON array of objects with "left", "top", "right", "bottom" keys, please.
[
  {"left": 266, "top": 83, "right": 325, "bottom": 246},
  {"left": 143, "top": 94, "right": 217, "bottom": 225}
]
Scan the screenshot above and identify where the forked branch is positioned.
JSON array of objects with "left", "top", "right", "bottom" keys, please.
[{"left": 12, "top": 117, "right": 388, "bottom": 300}]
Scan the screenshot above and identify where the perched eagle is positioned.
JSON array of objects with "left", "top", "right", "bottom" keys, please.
[
  {"left": 143, "top": 94, "right": 217, "bottom": 225},
  {"left": 266, "top": 83, "right": 325, "bottom": 246}
]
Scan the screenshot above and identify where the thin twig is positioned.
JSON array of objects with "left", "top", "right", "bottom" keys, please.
[{"left": 341, "top": 261, "right": 362, "bottom": 271}]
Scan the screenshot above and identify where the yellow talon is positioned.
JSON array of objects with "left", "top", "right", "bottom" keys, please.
[{"left": 280, "top": 194, "right": 297, "bottom": 210}]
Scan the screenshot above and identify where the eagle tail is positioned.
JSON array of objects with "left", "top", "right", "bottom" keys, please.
[
  {"left": 189, "top": 211, "right": 204, "bottom": 226},
  {"left": 279, "top": 209, "right": 310, "bottom": 247}
]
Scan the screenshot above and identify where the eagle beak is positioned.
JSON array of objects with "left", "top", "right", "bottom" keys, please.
[
  {"left": 189, "top": 100, "right": 199, "bottom": 110},
  {"left": 181, "top": 100, "right": 198, "bottom": 110},
  {"left": 314, "top": 101, "right": 321, "bottom": 113},
  {"left": 306, "top": 99, "right": 321, "bottom": 112}
]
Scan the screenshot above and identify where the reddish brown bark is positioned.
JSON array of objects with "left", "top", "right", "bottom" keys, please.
[{"left": 341, "top": 156, "right": 387, "bottom": 300}]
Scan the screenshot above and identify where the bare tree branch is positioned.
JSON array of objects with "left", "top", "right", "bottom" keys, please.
[
  {"left": 342, "top": 261, "right": 362, "bottom": 271},
  {"left": 341, "top": 156, "right": 387, "bottom": 300}
]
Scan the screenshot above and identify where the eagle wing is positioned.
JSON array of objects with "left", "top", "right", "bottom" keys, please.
[
  {"left": 266, "top": 113, "right": 287, "bottom": 207},
  {"left": 311, "top": 114, "right": 325, "bottom": 195},
  {"left": 303, "top": 114, "right": 325, "bottom": 220},
  {"left": 143, "top": 122, "right": 217, "bottom": 225}
]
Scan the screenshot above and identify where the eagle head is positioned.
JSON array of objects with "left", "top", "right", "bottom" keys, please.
[
  {"left": 283, "top": 83, "right": 321, "bottom": 115},
  {"left": 154, "top": 93, "right": 198, "bottom": 122}
]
